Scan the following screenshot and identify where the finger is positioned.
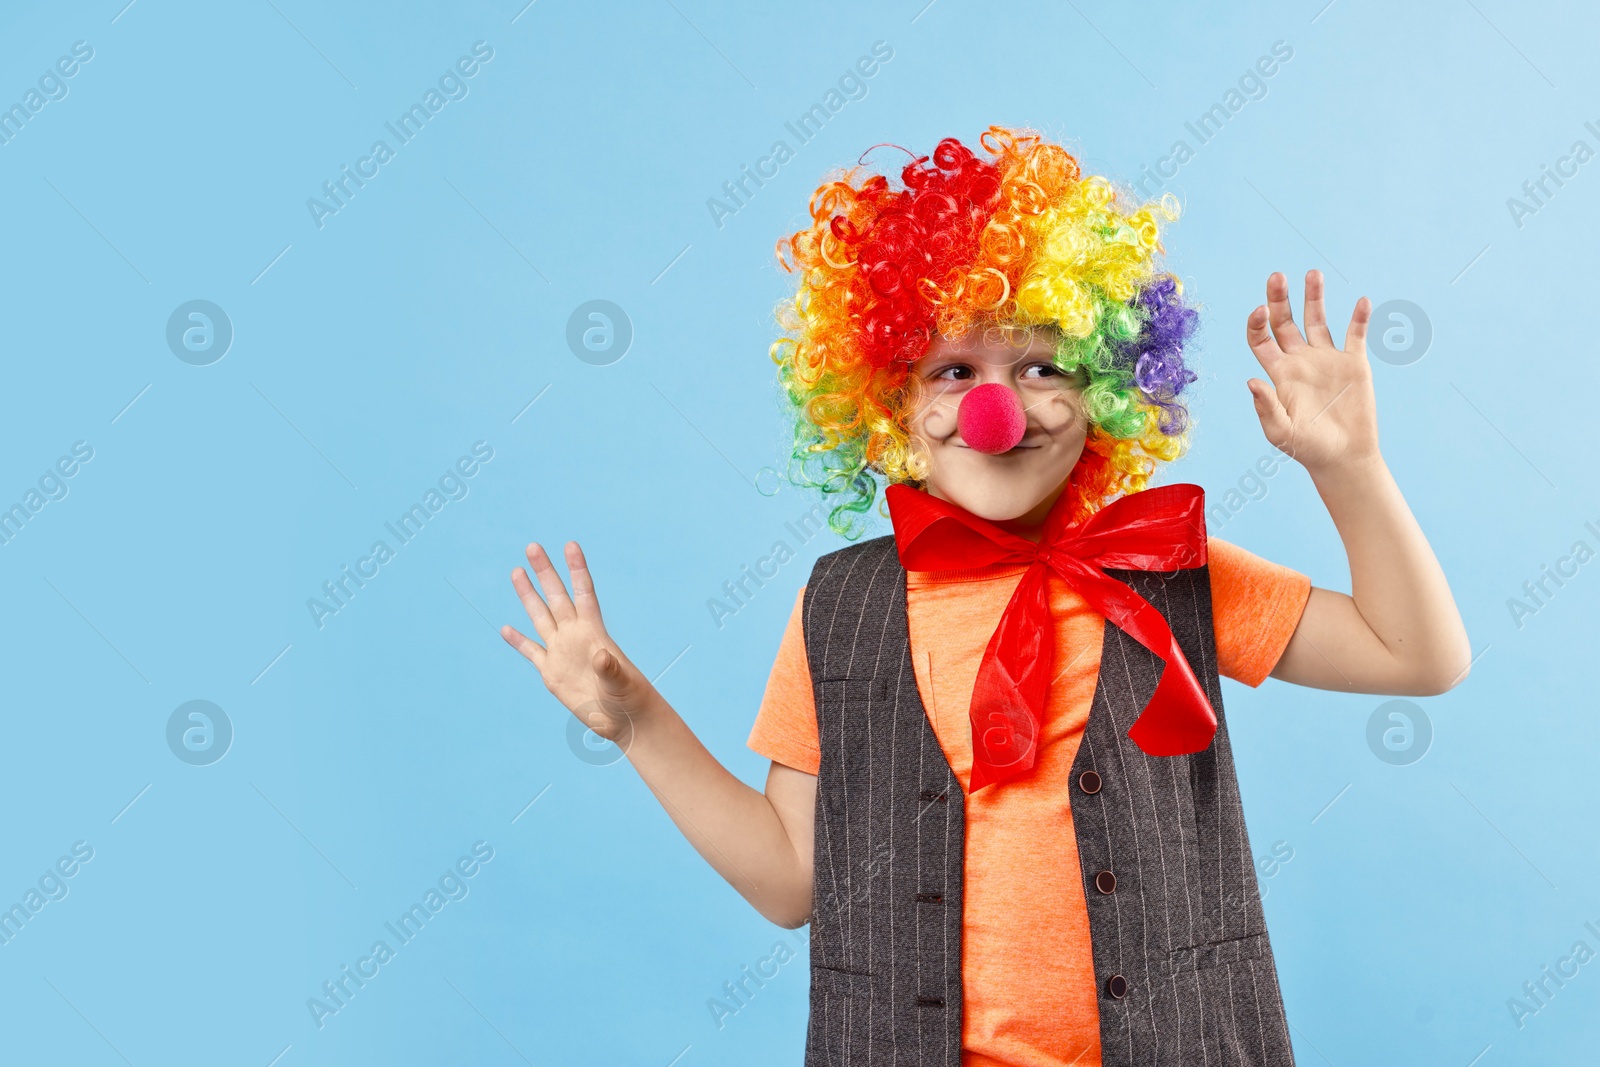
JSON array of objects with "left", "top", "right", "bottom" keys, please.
[
  {"left": 1245, "top": 305, "right": 1286, "bottom": 380},
  {"left": 565, "top": 541, "right": 606, "bottom": 626},
  {"left": 1247, "top": 378, "right": 1294, "bottom": 450},
  {"left": 500, "top": 623, "right": 547, "bottom": 670},
  {"left": 588, "top": 648, "right": 642, "bottom": 746},
  {"left": 592, "top": 646, "right": 649, "bottom": 735},
  {"left": 511, "top": 565, "right": 557, "bottom": 639},
  {"left": 1342, "top": 295, "right": 1372, "bottom": 354},
  {"left": 1265, "top": 272, "right": 1307, "bottom": 352},
  {"left": 526, "top": 542, "right": 576, "bottom": 622},
  {"left": 1302, "top": 270, "right": 1335, "bottom": 348},
  {"left": 592, "top": 645, "right": 629, "bottom": 695}
]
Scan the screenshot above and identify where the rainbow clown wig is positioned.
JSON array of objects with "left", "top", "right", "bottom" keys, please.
[{"left": 771, "top": 125, "right": 1201, "bottom": 538}]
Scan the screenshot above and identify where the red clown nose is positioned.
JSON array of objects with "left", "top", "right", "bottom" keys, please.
[{"left": 956, "top": 383, "right": 1027, "bottom": 454}]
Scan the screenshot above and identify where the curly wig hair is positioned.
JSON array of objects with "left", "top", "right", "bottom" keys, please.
[{"left": 771, "top": 125, "right": 1201, "bottom": 538}]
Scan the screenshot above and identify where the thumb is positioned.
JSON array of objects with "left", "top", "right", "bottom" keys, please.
[
  {"left": 593, "top": 645, "right": 627, "bottom": 689},
  {"left": 1247, "top": 379, "right": 1293, "bottom": 449}
]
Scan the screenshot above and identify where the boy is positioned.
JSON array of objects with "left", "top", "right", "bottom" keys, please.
[{"left": 499, "top": 128, "right": 1469, "bottom": 1066}]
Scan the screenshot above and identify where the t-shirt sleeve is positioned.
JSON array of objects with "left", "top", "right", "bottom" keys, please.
[
  {"left": 746, "top": 585, "right": 822, "bottom": 775},
  {"left": 1207, "top": 537, "right": 1312, "bottom": 687}
]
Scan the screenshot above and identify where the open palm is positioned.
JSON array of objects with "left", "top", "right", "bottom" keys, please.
[
  {"left": 1245, "top": 270, "right": 1380, "bottom": 474},
  {"left": 500, "top": 541, "right": 655, "bottom": 747}
]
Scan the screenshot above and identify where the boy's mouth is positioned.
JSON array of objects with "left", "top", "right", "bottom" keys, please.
[{"left": 955, "top": 439, "right": 1039, "bottom": 451}]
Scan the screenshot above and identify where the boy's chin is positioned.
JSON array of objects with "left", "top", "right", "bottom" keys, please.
[{"left": 930, "top": 473, "right": 1064, "bottom": 524}]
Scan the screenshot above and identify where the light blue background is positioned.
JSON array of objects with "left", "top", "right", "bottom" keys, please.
[{"left": 0, "top": 0, "right": 1594, "bottom": 1064}]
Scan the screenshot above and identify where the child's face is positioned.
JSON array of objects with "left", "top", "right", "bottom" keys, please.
[{"left": 907, "top": 325, "right": 1089, "bottom": 534}]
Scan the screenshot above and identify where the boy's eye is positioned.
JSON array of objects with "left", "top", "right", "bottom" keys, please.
[
  {"left": 927, "top": 361, "right": 1072, "bottom": 382},
  {"left": 1032, "top": 361, "right": 1089, "bottom": 387}
]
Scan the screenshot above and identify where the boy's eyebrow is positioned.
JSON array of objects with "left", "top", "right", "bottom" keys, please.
[
  {"left": 912, "top": 347, "right": 967, "bottom": 368},
  {"left": 916, "top": 330, "right": 1063, "bottom": 366}
]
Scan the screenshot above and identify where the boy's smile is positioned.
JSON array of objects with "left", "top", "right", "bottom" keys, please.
[{"left": 907, "top": 325, "right": 1089, "bottom": 540}]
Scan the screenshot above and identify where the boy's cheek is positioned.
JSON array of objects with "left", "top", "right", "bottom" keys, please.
[{"left": 908, "top": 404, "right": 952, "bottom": 443}]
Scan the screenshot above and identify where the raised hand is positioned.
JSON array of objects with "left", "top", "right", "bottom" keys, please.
[
  {"left": 500, "top": 541, "right": 656, "bottom": 749},
  {"left": 1245, "top": 270, "right": 1379, "bottom": 475}
]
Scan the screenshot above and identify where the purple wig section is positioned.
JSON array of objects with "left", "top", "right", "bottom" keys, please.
[{"left": 1118, "top": 275, "right": 1199, "bottom": 435}]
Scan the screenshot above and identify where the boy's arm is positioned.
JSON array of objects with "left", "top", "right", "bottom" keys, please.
[
  {"left": 622, "top": 691, "right": 817, "bottom": 928},
  {"left": 501, "top": 541, "right": 814, "bottom": 927},
  {"left": 1245, "top": 270, "right": 1472, "bottom": 696}
]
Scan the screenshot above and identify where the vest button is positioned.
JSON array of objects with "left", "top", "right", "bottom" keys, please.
[
  {"left": 1078, "top": 770, "right": 1102, "bottom": 794},
  {"left": 1094, "top": 870, "right": 1117, "bottom": 895},
  {"left": 1106, "top": 974, "right": 1128, "bottom": 999}
]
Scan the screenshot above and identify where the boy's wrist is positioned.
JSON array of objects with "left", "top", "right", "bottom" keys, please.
[
  {"left": 623, "top": 684, "right": 679, "bottom": 754},
  {"left": 1305, "top": 447, "right": 1395, "bottom": 502},
  {"left": 1302, "top": 447, "right": 1386, "bottom": 492}
]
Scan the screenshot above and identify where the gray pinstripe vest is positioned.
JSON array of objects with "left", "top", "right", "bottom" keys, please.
[{"left": 801, "top": 534, "right": 1296, "bottom": 1066}]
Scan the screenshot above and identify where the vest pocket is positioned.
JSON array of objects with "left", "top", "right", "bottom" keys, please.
[
  {"left": 816, "top": 675, "right": 891, "bottom": 703},
  {"left": 807, "top": 964, "right": 899, "bottom": 1062},
  {"left": 810, "top": 962, "right": 878, "bottom": 999},
  {"left": 1158, "top": 929, "right": 1272, "bottom": 978},
  {"left": 1182, "top": 936, "right": 1293, "bottom": 1064},
  {"left": 814, "top": 675, "right": 893, "bottom": 817}
]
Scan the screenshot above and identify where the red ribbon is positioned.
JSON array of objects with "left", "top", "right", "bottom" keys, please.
[{"left": 886, "top": 481, "right": 1217, "bottom": 791}]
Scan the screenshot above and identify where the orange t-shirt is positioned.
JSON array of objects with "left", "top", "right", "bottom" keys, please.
[{"left": 746, "top": 536, "right": 1312, "bottom": 1067}]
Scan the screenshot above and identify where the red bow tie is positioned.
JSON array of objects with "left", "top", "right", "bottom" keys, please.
[{"left": 886, "top": 481, "right": 1218, "bottom": 791}]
